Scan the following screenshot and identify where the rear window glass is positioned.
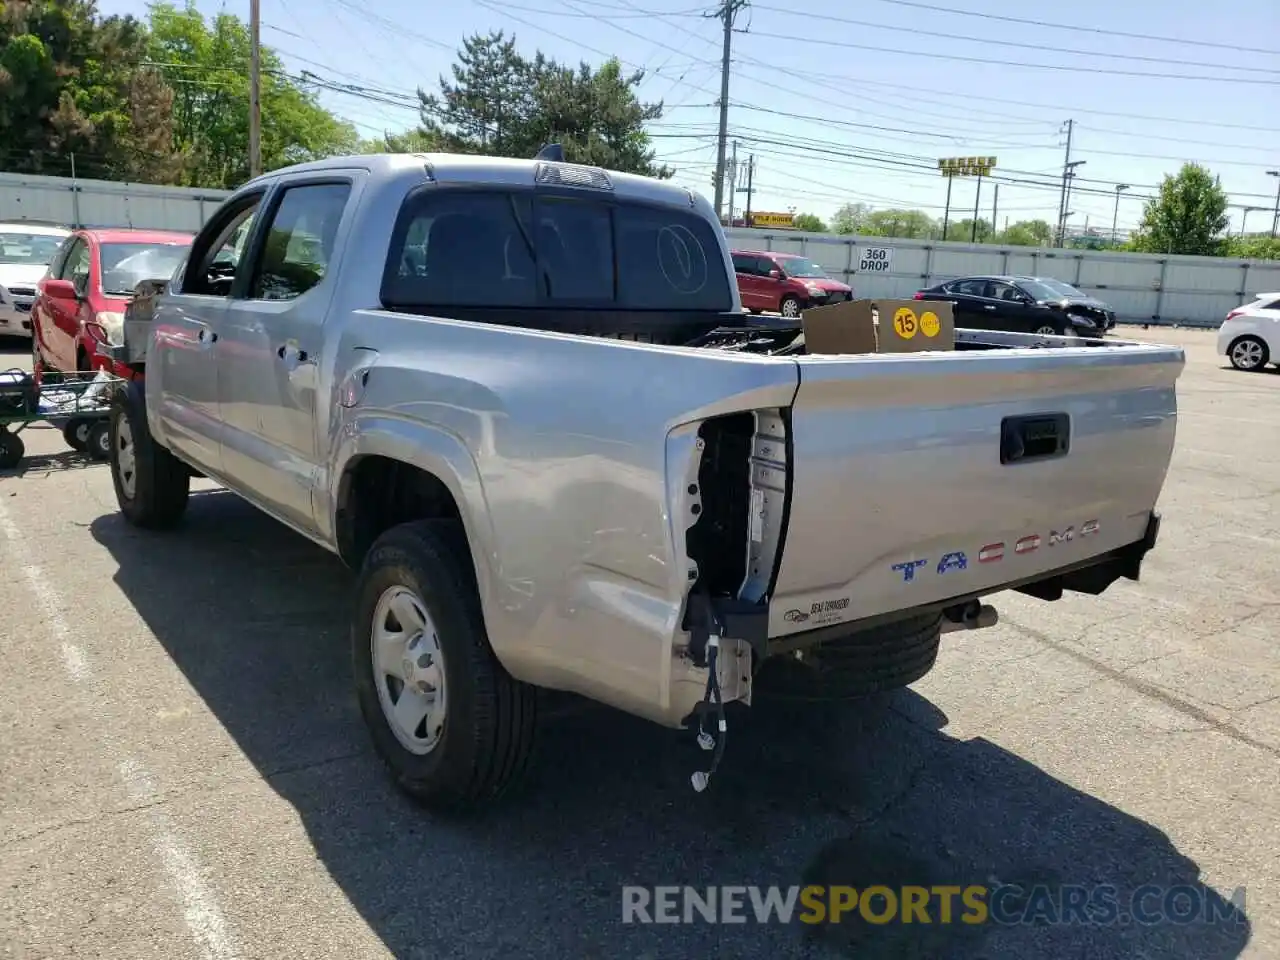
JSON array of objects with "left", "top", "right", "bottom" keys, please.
[{"left": 382, "top": 189, "right": 733, "bottom": 313}]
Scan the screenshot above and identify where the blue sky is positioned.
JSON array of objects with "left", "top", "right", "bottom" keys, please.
[{"left": 100, "top": 0, "right": 1280, "bottom": 235}]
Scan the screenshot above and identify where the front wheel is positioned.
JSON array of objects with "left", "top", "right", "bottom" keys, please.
[
  {"left": 1228, "top": 335, "right": 1269, "bottom": 372},
  {"left": 1031, "top": 322, "right": 1069, "bottom": 336},
  {"left": 779, "top": 295, "right": 802, "bottom": 319},
  {"left": 109, "top": 383, "right": 190, "bottom": 528},
  {"left": 352, "top": 519, "right": 538, "bottom": 814}
]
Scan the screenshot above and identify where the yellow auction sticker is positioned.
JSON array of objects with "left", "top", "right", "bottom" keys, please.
[
  {"left": 892, "top": 307, "right": 918, "bottom": 339},
  {"left": 919, "top": 311, "right": 940, "bottom": 337}
]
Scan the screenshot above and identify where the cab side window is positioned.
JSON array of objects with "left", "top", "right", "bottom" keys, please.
[
  {"left": 249, "top": 182, "right": 352, "bottom": 301},
  {"left": 179, "top": 192, "right": 264, "bottom": 297}
]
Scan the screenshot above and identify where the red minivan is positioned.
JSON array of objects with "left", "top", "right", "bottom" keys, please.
[
  {"left": 31, "top": 227, "right": 193, "bottom": 380},
  {"left": 731, "top": 249, "right": 853, "bottom": 318}
]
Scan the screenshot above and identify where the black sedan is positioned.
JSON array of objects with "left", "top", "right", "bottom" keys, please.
[{"left": 914, "top": 275, "right": 1117, "bottom": 336}]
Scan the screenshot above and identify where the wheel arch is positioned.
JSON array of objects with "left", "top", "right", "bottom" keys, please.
[{"left": 327, "top": 418, "right": 498, "bottom": 590}]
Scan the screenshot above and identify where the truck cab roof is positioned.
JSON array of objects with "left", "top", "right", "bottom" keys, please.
[{"left": 241, "top": 152, "right": 707, "bottom": 214}]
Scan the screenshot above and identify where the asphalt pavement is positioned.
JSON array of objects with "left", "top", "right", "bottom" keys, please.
[{"left": 0, "top": 327, "right": 1276, "bottom": 960}]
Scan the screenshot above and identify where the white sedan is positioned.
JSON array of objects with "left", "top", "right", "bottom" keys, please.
[{"left": 1218, "top": 292, "right": 1280, "bottom": 371}]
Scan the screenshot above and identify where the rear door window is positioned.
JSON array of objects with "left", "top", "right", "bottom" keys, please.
[{"left": 382, "top": 189, "right": 733, "bottom": 313}]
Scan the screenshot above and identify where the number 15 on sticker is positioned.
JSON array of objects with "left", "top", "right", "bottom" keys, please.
[{"left": 893, "top": 307, "right": 918, "bottom": 339}]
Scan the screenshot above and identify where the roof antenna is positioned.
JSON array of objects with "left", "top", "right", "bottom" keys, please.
[{"left": 535, "top": 143, "right": 565, "bottom": 162}]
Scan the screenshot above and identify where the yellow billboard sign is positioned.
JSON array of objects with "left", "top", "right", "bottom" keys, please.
[
  {"left": 751, "top": 211, "right": 795, "bottom": 228},
  {"left": 939, "top": 156, "right": 997, "bottom": 177}
]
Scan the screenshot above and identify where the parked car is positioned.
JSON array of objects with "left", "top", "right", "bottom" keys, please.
[
  {"left": 731, "top": 249, "right": 852, "bottom": 318},
  {"left": 914, "top": 275, "right": 1117, "bottom": 336},
  {"left": 32, "top": 228, "right": 193, "bottom": 378},
  {"left": 103, "top": 151, "right": 1180, "bottom": 813},
  {"left": 0, "top": 222, "right": 71, "bottom": 339},
  {"left": 1217, "top": 291, "right": 1280, "bottom": 371}
]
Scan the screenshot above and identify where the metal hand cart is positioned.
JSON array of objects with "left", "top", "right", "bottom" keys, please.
[{"left": 0, "top": 368, "right": 128, "bottom": 469}]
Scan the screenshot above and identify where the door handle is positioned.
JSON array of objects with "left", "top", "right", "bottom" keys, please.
[
  {"left": 197, "top": 328, "right": 218, "bottom": 344},
  {"left": 983, "top": 304, "right": 996, "bottom": 311},
  {"left": 277, "top": 344, "right": 309, "bottom": 363}
]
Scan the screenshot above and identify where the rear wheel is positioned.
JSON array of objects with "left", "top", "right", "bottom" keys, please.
[
  {"left": 352, "top": 519, "right": 538, "bottom": 813},
  {"left": 1228, "top": 335, "right": 1269, "bottom": 371},
  {"left": 109, "top": 383, "right": 190, "bottom": 528}
]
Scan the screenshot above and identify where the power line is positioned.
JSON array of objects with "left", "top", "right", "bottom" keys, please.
[
  {"left": 855, "top": 0, "right": 1280, "bottom": 57},
  {"left": 731, "top": 28, "right": 1280, "bottom": 85},
  {"left": 728, "top": 59, "right": 1280, "bottom": 134},
  {"left": 747, "top": 4, "right": 1280, "bottom": 76}
]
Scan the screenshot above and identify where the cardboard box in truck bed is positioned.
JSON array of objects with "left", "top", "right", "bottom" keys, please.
[{"left": 801, "top": 298, "right": 955, "bottom": 355}]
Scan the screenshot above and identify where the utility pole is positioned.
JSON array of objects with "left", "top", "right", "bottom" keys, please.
[
  {"left": 726, "top": 140, "right": 739, "bottom": 225},
  {"left": 708, "top": 0, "right": 747, "bottom": 221},
  {"left": 971, "top": 173, "right": 983, "bottom": 243},
  {"left": 1268, "top": 170, "right": 1280, "bottom": 239},
  {"left": 941, "top": 175, "right": 953, "bottom": 239},
  {"left": 249, "top": 0, "right": 262, "bottom": 178},
  {"left": 744, "top": 154, "right": 755, "bottom": 225},
  {"left": 1055, "top": 119, "right": 1074, "bottom": 247},
  {"left": 1112, "top": 183, "right": 1130, "bottom": 244},
  {"left": 992, "top": 183, "right": 998, "bottom": 240}
]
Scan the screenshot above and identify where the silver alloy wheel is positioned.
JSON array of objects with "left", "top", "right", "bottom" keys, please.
[
  {"left": 781, "top": 298, "right": 801, "bottom": 318},
  {"left": 1231, "top": 338, "right": 1265, "bottom": 370},
  {"left": 115, "top": 415, "right": 137, "bottom": 499},
  {"left": 1032, "top": 323, "right": 1059, "bottom": 335},
  {"left": 371, "top": 585, "right": 447, "bottom": 755}
]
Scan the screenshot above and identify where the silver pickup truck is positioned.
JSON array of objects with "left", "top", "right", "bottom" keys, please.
[{"left": 106, "top": 150, "right": 1184, "bottom": 811}]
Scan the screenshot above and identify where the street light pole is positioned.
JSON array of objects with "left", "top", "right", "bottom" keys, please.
[
  {"left": 1112, "top": 183, "right": 1129, "bottom": 244},
  {"left": 1268, "top": 170, "right": 1280, "bottom": 240}
]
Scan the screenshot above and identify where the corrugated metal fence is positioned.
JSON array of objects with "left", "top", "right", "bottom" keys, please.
[
  {"left": 724, "top": 228, "right": 1280, "bottom": 328},
  {"left": 3, "top": 171, "right": 1276, "bottom": 327},
  {"left": 0, "top": 171, "right": 231, "bottom": 234}
]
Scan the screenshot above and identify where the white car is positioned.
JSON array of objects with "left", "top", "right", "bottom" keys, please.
[
  {"left": 1218, "top": 292, "right": 1280, "bottom": 371},
  {"left": 0, "top": 222, "right": 71, "bottom": 339}
]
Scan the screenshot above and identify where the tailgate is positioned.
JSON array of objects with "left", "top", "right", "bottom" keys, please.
[{"left": 768, "top": 341, "right": 1184, "bottom": 637}]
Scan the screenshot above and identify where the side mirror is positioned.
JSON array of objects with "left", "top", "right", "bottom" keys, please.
[
  {"left": 42, "top": 279, "right": 80, "bottom": 303},
  {"left": 769, "top": 268, "right": 782, "bottom": 279}
]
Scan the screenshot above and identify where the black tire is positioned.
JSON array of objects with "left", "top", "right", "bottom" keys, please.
[
  {"left": 87, "top": 419, "right": 111, "bottom": 461},
  {"left": 352, "top": 519, "right": 538, "bottom": 813},
  {"left": 109, "top": 381, "right": 190, "bottom": 529},
  {"left": 779, "top": 295, "right": 803, "bottom": 319},
  {"left": 1228, "top": 335, "right": 1269, "bottom": 372},
  {"left": 63, "top": 418, "right": 91, "bottom": 452},
  {"left": 754, "top": 612, "right": 943, "bottom": 702},
  {"left": 0, "top": 430, "right": 24, "bottom": 470}
]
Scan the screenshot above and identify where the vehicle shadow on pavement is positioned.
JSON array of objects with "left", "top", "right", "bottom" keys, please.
[{"left": 90, "top": 491, "right": 1251, "bottom": 960}]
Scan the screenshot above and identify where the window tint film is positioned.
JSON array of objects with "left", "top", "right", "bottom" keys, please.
[{"left": 383, "top": 189, "right": 733, "bottom": 313}]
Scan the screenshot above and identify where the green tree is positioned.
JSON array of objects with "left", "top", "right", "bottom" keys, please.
[
  {"left": 1129, "top": 162, "right": 1229, "bottom": 256},
  {"left": 0, "top": 0, "right": 182, "bottom": 181},
  {"left": 1000, "top": 219, "right": 1053, "bottom": 247},
  {"left": 413, "top": 32, "right": 669, "bottom": 177},
  {"left": 863, "top": 208, "right": 934, "bottom": 238},
  {"left": 830, "top": 202, "right": 872, "bottom": 235},
  {"left": 357, "top": 129, "right": 445, "bottom": 154},
  {"left": 792, "top": 212, "right": 826, "bottom": 232},
  {"left": 945, "top": 218, "right": 994, "bottom": 243},
  {"left": 1225, "top": 235, "right": 1280, "bottom": 260},
  {"left": 147, "top": 2, "right": 357, "bottom": 188}
]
